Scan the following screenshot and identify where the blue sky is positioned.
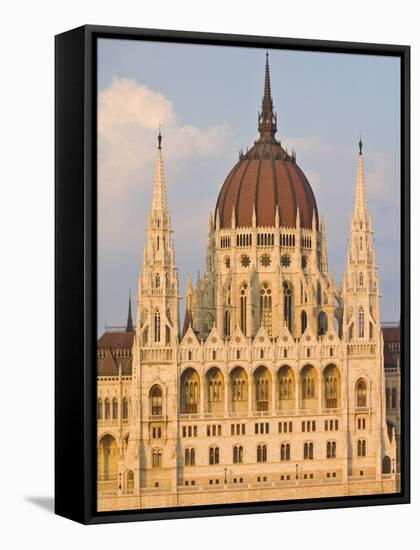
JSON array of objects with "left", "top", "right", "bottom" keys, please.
[{"left": 97, "top": 38, "right": 400, "bottom": 334}]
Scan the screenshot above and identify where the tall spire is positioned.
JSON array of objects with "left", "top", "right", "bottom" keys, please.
[
  {"left": 138, "top": 131, "right": 180, "bottom": 347},
  {"left": 151, "top": 129, "right": 168, "bottom": 214},
  {"left": 126, "top": 291, "right": 134, "bottom": 332},
  {"left": 258, "top": 52, "right": 277, "bottom": 141},
  {"left": 263, "top": 51, "right": 272, "bottom": 105},
  {"left": 342, "top": 138, "right": 380, "bottom": 343},
  {"left": 353, "top": 138, "right": 369, "bottom": 221}
]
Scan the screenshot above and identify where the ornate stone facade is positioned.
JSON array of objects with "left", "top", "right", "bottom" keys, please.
[{"left": 97, "top": 56, "right": 399, "bottom": 511}]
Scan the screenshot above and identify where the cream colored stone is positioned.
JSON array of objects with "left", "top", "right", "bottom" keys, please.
[{"left": 97, "top": 135, "right": 399, "bottom": 511}]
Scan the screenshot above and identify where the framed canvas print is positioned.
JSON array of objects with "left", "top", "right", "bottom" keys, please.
[{"left": 55, "top": 25, "right": 410, "bottom": 524}]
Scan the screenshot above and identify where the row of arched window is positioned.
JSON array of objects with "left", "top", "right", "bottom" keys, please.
[
  {"left": 235, "top": 281, "right": 330, "bottom": 336},
  {"left": 97, "top": 397, "right": 129, "bottom": 420},
  {"left": 237, "top": 233, "right": 252, "bottom": 247},
  {"left": 180, "top": 442, "right": 342, "bottom": 466},
  {"left": 174, "top": 370, "right": 368, "bottom": 414},
  {"left": 220, "top": 235, "right": 231, "bottom": 248},
  {"left": 258, "top": 233, "right": 275, "bottom": 246}
]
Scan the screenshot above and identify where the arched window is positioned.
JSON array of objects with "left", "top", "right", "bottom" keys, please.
[
  {"left": 254, "top": 366, "right": 271, "bottom": 412},
  {"left": 283, "top": 281, "right": 293, "bottom": 331},
  {"left": 125, "top": 470, "right": 134, "bottom": 493},
  {"left": 230, "top": 367, "right": 247, "bottom": 414},
  {"left": 224, "top": 310, "right": 231, "bottom": 337},
  {"left": 209, "top": 446, "right": 219, "bottom": 465},
  {"left": 150, "top": 385, "right": 162, "bottom": 416},
  {"left": 99, "top": 434, "right": 118, "bottom": 481},
  {"left": 142, "top": 326, "right": 148, "bottom": 345},
  {"left": 326, "top": 441, "right": 336, "bottom": 459},
  {"left": 358, "top": 307, "right": 365, "bottom": 338},
  {"left": 152, "top": 448, "right": 162, "bottom": 467},
  {"left": 125, "top": 470, "right": 134, "bottom": 492},
  {"left": 356, "top": 379, "right": 367, "bottom": 408},
  {"left": 104, "top": 398, "right": 111, "bottom": 420},
  {"left": 278, "top": 366, "right": 294, "bottom": 404},
  {"left": 280, "top": 443, "right": 290, "bottom": 461},
  {"left": 155, "top": 273, "right": 160, "bottom": 288},
  {"left": 382, "top": 456, "right": 391, "bottom": 474},
  {"left": 112, "top": 397, "right": 118, "bottom": 419},
  {"left": 206, "top": 367, "right": 224, "bottom": 413},
  {"left": 391, "top": 387, "right": 397, "bottom": 409},
  {"left": 257, "top": 444, "right": 267, "bottom": 463},
  {"left": 301, "top": 310, "right": 307, "bottom": 334},
  {"left": 122, "top": 397, "right": 129, "bottom": 419},
  {"left": 185, "top": 448, "right": 195, "bottom": 466},
  {"left": 260, "top": 283, "right": 272, "bottom": 336},
  {"left": 240, "top": 284, "right": 247, "bottom": 335},
  {"left": 181, "top": 368, "right": 200, "bottom": 414},
  {"left": 386, "top": 387, "right": 391, "bottom": 409},
  {"left": 359, "top": 272, "right": 364, "bottom": 286},
  {"left": 304, "top": 442, "right": 314, "bottom": 460},
  {"left": 154, "top": 310, "right": 161, "bottom": 342},
  {"left": 357, "top": 439, "right": 366, "bottom": 457},
  {"left": 324, "top": 365, "right": 340, "bottom": 409},
  {"left": 301, "top": 365, "right": 317, "bottom": 402},
  {"left": 317, "top": 311, "right": 328, "bottom": 336},
  {"left": 97, "top": 398, "right": 103, "bottom": 420},
  {"left": 233, "top": 445, "right": 243, "bottom": 464}
]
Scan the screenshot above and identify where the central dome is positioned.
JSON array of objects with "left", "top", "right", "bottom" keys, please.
[{"left": 215, "top": 54, "right": 318, "bottom": 231}]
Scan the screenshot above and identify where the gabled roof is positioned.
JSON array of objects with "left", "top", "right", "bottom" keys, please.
[
  {"left": 228, "top": 326, "right": 247, "bottom": 346},
  {"left": 97, "top": 331, "right": 135, "bottom": 349},
  {"left": 182, "top": 307, "right": 193, "bottom": 338},
  {"left": 253, "top": 326, "right": 271, "bottom": 344},
  {"left": 97, "top": 330, "right": 134, "bottom": 376},
  {"left": 97, "top": 352, "right": 132, "bottom": 376},
  {"left": 180, "top": 326, "right": 200, "bottom": 347},
  {"left": 204, "top": 326, "right": 224, "bottom": 347},
  {"left": 277, "top": 324, "right": 294, "bottom": 345}
]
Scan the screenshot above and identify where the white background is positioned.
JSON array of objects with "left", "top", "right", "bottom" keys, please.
[{"left": 0, "top": 0, "right": 417, "bottom": 547}]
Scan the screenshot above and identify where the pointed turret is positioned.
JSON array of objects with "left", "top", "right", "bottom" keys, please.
[
  {"left": 258, "top": 52, "right": 277, "bottom": 141},
  {"left": 151, "top": 129, "right": 169, "bottom": 216},
  {"left": 137, "top": 130, "right": 179, "bottom": 347},
  {"left": 126, "top": 291, "right": 134, "bottom": 332},
  {"left": 353, "top": 137, "right": 369, "bottom": 222},
  {"left": 205, "top": 212, "right": 215, "bottom": 274},
  {"left": 342, "top": 139, "right": 380, "bottom": 343},
  {"left": 182, "top": 276, "right": 195, "bottom": 337}
]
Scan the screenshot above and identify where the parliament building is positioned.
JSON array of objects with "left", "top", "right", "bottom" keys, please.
[{"left": 97, "top": 55, "right": 399, "bottom": 511}]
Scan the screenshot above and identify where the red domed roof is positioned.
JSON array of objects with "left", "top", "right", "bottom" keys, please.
[{"left": 215, "top": 54, "right": 318, "bottom": 231}]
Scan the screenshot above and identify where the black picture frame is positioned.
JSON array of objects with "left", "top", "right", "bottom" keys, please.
[{"left": 55, "top": 24, "right": 410, "bottom": 525}]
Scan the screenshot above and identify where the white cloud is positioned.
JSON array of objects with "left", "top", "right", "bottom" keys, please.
[{"left": 97, "top": 77, "right": 231, "bottom": 254}]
